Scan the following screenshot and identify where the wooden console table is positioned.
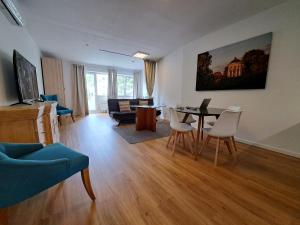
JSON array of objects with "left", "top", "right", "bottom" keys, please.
[
  {"left": 0, "top": 102, "right": 60, "bottom": 145},
  {"left": 135, "top": 106, "right": 157, "bottom": 132}
]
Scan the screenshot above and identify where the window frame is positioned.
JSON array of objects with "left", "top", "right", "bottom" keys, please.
[{"left": 117, "top": 73, "right": 134, "bottom": 99}]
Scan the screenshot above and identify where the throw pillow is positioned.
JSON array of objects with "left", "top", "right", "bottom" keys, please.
[
  {"left": 119, "top": 101, "right": 131, "bottom": 112},
  {"left": 139, "top": 100, "right": 148, "bottom": 105}
]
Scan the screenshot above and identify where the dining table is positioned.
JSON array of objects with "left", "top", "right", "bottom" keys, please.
[{"left": 175, "top": 107, "right": 225, "bottom": 154}]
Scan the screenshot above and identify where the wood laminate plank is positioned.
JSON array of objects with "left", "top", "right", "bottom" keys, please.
[{"left": 0, "top": 114, "right": 299, "bottom": 225}]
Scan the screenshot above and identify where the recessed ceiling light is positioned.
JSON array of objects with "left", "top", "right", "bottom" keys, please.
[{"left": 133, "top": 52, "right": 149, "bottom": 59}]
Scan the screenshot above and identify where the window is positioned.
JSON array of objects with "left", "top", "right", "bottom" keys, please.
[
  {"left": 85, "top": 71, "right": 109, "bottom": 113},
  {"left": 117, "top": 74, "right": 134, "bottom": 98},
  {"left": 85, "top": 73, "right": 96, "bottom": 111},
  {"left": 96, "top": 73, "right": 108, "bottom": 96}
]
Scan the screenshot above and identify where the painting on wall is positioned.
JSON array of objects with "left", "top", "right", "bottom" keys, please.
[{"left": 196, "top": 32, "right": 272, "bottom": 91}]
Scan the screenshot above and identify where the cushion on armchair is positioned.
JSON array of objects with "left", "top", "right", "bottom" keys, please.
[{"left": 19, "top": 143, "right": 88, "bottom": 175}]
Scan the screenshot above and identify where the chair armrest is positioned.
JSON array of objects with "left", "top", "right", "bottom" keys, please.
[
  {"left": 0, "top": 158, "right": 70, "bottom": 177},
  {"left": 1, "top": 143, "right": 44, "bottom": 159},
  {"left": 2, "top": 158, "right": 69, "bottom": 168}
]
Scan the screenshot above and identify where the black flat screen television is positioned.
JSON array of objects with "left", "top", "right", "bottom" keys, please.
[{"left": 13, "top": 50, "right": 39, "bottom": 104}]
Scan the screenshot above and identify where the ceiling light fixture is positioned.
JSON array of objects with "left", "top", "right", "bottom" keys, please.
[{"left": 133, "top": 52, "right": 149, "bottom": 59}]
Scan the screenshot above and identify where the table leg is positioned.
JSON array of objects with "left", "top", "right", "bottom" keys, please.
[
  {"left": 182, "top": 113, "right": 189, "bottom": 123},
  {"left": 194, "top": 115, "right": 202, "bottom": 158}
]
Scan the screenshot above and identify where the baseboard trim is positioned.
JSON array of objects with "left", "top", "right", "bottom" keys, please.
[{"left": 235, "top": 137, "right": 300, "bottom": 158}]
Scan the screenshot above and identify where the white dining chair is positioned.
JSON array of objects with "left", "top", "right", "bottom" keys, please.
[
  {"left": 167, "top": 108, "right": 194, "bottom": 156},
  {"left": 199, "top": 108, "right": 242, "bottom": 166},
  {"left": 176, "top": 112, "right": 196, "bottom": 141},
  {"left": 206, "top": 106, "right": 241, "bottom": 127}
]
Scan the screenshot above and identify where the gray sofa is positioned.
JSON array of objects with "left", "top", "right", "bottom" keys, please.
[{"left": 107, "top": 98, "right": 161, "bottom": 125}]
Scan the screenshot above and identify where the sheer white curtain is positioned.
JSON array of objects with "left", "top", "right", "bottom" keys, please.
[
  {"left": 133, "top": 70, "right": 142, "bottom": 98},
  {"left": 107, "top": 68, "right": 117, "bottom": 99}
]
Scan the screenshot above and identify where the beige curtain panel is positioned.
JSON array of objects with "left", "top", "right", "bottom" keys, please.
[
  {"left": 72, "top": 64, "right": 89, "bottom": 116},
  {"left": 144, "top": 60, "right": 156, "bottom": 97}
]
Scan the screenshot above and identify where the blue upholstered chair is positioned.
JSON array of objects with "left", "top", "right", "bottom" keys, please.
[
  {"left": 40, "top": 94, "right": 75, "bottom": 123},
  {"left": 0, "top": 143, "right": 95, "bottom": 208}
]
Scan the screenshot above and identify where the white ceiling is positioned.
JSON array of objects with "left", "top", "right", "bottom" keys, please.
[{"left": 17, "top": 0, "right": 285, "bottom": 70}]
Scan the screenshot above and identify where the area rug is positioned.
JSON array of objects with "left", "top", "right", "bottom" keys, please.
[{"left": 113, "top": 120, "right": 171, "bottom": 144}]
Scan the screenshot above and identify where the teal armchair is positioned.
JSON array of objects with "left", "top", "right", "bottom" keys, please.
[
  {"left": 0, "top": 143, "right": 95, "bottom": 208},
  {"left": 40, "top": 94, "right": 75, "bottom": 124}
]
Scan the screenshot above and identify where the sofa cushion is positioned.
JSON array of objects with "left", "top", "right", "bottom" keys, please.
[
  {"left": 19, "top": 143, "right": 89, "bottom": 175},
  {"left": 139, "top": 100, "right": 148, "bottom": 105},
  {"left": 110, "top": 111, "right": 136, "bottom": 122},
  {"left": 110, "top": 111, "right": 136, "bottom": 118},
  {"left": 118, "top": 101, "right": 131, "bottom": 112}
]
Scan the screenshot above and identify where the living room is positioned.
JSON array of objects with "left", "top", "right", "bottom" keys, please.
[{"left": 0, "top": 0, "right": 300, "bottom": 225}]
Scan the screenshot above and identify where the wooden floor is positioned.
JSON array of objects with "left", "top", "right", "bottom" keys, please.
[{"left": 1, "top": 114, "right": 300, "bottom": 225}]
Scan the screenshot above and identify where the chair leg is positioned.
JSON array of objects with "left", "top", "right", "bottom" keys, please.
[
  {"left": 186, "top": 132, "right": 194, "bottom": 154},
  {"left": 224, "top": 139, "right": 232, "bottom": 155},
  {"left": 230, "top": 137, "right": 237, "bottom": 162},
  {"left": 71, "top": 113, "right": 75, "bottom": 122},
  {"left": 199, "top": 135, "right": 211, "bottom": 155},
  {"left": 190, "top": 131, "right": 195, "bottom": 143},
  {"left": 206, "top": 135, "right": 211, "bottom": 145},
  {"left": 182, "top": 133, "right": 186, "bottom": 148},
  {"left": 58, "top": 116, "right": 62, "bottom": 126},
  {"left": 81, "top": 168, "right": 96, "bottom": 200},
  {"left": 198, "top": 136, "right": 210, "bottom": 155},
  {"left": 179, "top": 133, "right": 183, "bottom": 143},
  {"left": 231, "top": 136, "right": 238, "bottom": 152},
  {"left": 172, "top": 131, "right": 179, "bottom": 156},
  {"left": 214, "top": 138, "right": 220, "bottom": 167},
  {"left": 167, "top": 130, "right": 174, "bottom": 147}
]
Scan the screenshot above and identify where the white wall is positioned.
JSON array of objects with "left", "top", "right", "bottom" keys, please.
[
  {"left": 0, "top": 13, "right": 42, "bottom": 106},
  {"left": 157, "top": 47, "right": 183, "bottom": 118},
  {"left": 157, "top": 0, "right": 300, "bottom": 157}
]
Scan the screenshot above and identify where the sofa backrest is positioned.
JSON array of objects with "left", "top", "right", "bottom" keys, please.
[{"left": 107, "top": 98, "right": 154, "bottom": 113}]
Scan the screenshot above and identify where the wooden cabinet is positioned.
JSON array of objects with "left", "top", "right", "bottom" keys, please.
[
  {"left": 136, "top": 107, "right": 156, "bottom": 132},
  {"left": 0, "top": 102, "right": 59, "bottom": 145},
  {"left": 41, "top": 57, "right": 66, "bottom": 106}
]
